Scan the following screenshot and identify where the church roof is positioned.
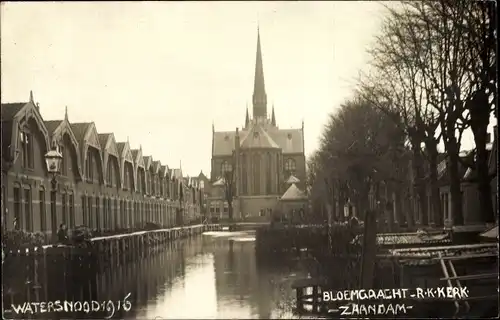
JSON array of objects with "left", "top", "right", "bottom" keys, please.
[
  {"left": 212, "top": 126, "right": 303, "bottom": 156},
  {"left": 286, "top": 174, "right": 300, "bottom": 184},
  {"left": 281, "top": 183, "right": 307, "bottom": 201},
  {"left": 240, "top": 124, "right": 280, "bottom": 149}
]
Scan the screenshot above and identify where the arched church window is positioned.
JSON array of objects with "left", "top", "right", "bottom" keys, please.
[
  {"left": 221, "top": 161, "right": 232, "bottom": 175},
  {"left": 285, "top": 158, "right": 296, "bottom": 173}
]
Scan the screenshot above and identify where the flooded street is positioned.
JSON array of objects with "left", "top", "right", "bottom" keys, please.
[{"left": 124, "top": 230, "right": 309, "bottom": 319}]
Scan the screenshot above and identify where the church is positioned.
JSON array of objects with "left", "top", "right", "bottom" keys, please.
[{"left": 209, "top": 29, "right": 307, "bottom": 220}]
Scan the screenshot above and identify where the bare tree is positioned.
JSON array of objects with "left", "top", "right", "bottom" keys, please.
[
  {"left": 459, "top": 1, "right": 497, "bottom": 223},
  {"left": 359, "top": 3, "right": 444, "bottom": 227}
]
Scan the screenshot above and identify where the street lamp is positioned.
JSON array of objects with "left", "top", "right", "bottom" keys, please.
[{"left": 44, "top": 147, "right": 63, "bottom": 242}]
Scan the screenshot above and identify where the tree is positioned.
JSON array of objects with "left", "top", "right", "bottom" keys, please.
[
  {"left": 310, "top": 94, "right": 407, "bottom": 227},
  {"left": 363, "top": 0, "right": 496, "bottom": 226},
  {"left": 459, "top": 1, "right": 497, "bottom": 223},
  {"left": 359, "top": 2, "right": 445, "bottom": 227}
]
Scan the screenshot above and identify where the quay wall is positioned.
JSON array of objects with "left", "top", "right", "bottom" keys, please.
[{"left": 2, "top": 223, "right": 222, "bottom": 319}]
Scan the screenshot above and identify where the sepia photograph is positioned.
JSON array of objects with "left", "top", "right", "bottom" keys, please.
[{"left": 1, "top": 1, "right": 498, "bottom": 319}]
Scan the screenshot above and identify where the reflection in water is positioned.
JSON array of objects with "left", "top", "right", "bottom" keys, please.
[{"left": 127, "top": 231, "right": 308, "bottom": 319}]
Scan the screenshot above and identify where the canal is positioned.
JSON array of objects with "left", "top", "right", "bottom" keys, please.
[{"left": 117, "top": 230, "right": 310, "bottom": 319}]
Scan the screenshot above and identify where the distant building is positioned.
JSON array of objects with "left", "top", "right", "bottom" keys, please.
[
  {"left": 1, "top": 94, "right": 203, "bottom": 239},
  {"left": 210, "top": 29, "right": 306, "bottom": 220}
]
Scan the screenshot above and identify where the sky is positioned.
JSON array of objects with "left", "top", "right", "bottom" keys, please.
[{"left": 4, "top": 1, "right": 479, "bottom": 177}]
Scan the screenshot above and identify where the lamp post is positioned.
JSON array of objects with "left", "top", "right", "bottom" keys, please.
[{"left": 44, "top": 147, "right": 63, "bottom": 242}]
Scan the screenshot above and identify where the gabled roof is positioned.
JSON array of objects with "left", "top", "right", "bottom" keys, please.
[
  {"left": 98, "top": 133, "right": 111, "bottom": 150},
  {"left": 239, "top": 124, "right": 280, "bottom": 149},
  {"left": 160, "top": 165, "right": 169, "bottom": 178},
  {"left": 1, "top": 102, "right": 26, "bottom": 121},
  {"left": 286, "top": 175, "right": 300, "bottom": 184},
  {"left": 281, "top": 183, "right": 307, "bottom": 201},
  {"left": 212, "top": 125, "right": 304, "bottom": 156},
  {"left": 131, "top": 148, "right": 145, "bottom": 168},
  {"left": 70, "top": 122, "right": 92, "bottom": 142},
  {"left": 171, "top": 168, "right": 182, "bottom": 180},
  {"left": 198, "top": 170, "right": 208, "bottom": 180},
  {"left": 44, "top": 120, "right": 63, "bottom": 135},
  {"left": 152, "top": 160, "right": 161, "bottom": 174},
  {"left": 143, "top": 156, "right": 153, "bottom": 171},
  {"left": 268, "top": 128, "right": 304, "bottom": 154},
  {"left": 213, "top": 130, "right": 246, "bottom": 156}
]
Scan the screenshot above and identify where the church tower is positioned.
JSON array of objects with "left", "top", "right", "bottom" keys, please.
[{"left": 252, "top": 27, "right": 267, "bottom": 121}]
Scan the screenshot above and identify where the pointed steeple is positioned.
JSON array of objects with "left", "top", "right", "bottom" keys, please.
[
  {"left": 29, "top": 90, "right": 34, "bottom": 103},
  {"left": 271, "top": 104, "right": 276, "bottom": 126},
  {"left": 64, "top": 106, "right": 68, "bottom": 121},
  {"left": 245, "top": 105, "right": 250, "bottom": 128},
  {"left": 252, "top": 26, "right": 267, "bottom": 120}
]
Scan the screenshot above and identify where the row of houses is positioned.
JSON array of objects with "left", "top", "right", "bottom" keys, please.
[{"left": 1, "top": 92, "right": 207, "bottom": 240}]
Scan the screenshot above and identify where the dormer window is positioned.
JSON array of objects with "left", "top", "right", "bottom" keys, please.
[
  {"left": 287, "top": 133, "right": 292, "bottom": 140},
  {"left": 224, "top": 135, "right": 229, "bottom": 141}
]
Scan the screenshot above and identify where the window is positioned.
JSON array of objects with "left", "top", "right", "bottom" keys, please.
[
  {"left": 82, "top": 195, "right": 87, "bottom": 226},
  {"left": 107, "top": 160, "right": 113, "bottom": 187},
  {"left": 107, "top": 198, "right": 112, "bottom": 230},
  {"left": 39, "top": 189, "right": 46, "bottom": 232},
  {"left": 124, "top": 166, "right": 129, "bottom": 190},
  {"left": 266, "top": 153, "right": 272, "bottom": 194},
  {"left": 276, "top": 154, "right": 280, "bottom": 192},
  {"left": 95, "top": 197, "right": 100, "bottom": 230},
  {"left": 253, "top": 154, "right": 260, "bottom": 195},
  {"left": 128, "top": 201, "right": 133, "bottom": 227},
  {"left": 20, "top": 131, "right": 33, "bottom": 169},
  {"left": 119, "top": 199, "right": 124, "bottom": 228},
  {"left": 87, "top": 196, "right": 93, "bottom": 228},
  {"left": 24, "top": 188, "right": 32, "bottom": 232},
  {"left": 102, "top": 198, "right": 107, "bottom": 230},
  {"left": 69, "top": 194, "right": 74, "bottom": 228},
  {"left": 242, "top": 155, "right": 247, "bottom": 195},
  {"left": 62, "top": 193, "right": 67, "bottom": 225},
  {"left": 60, "top": 145, "right": 67, "bottom": 176},
  {"left": 14, "top": 187, "right": 21, "bottom": 230},
  {"left": 285, "top": 158, "right": 296, "bottom": 174},
  {"left": 86, "top": 150, "right": 94, "bottom": 182},
  {"left": 150, "top": 174, "right": 154, "bottom": 195},
  {"left": 221, "top": 161, "right": 233, "bottom": 176},
  {"left": 114, "top": 199, "right": 118, "bottom": 230}
]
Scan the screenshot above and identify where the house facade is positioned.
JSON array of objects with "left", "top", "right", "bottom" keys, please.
[{"left": 1, "top": 94, "right": 203, "bottom": 240}]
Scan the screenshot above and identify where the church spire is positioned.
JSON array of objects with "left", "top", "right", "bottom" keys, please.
[
  {"left": 245, "top": 105, "right": 250, "bottom": 128},
  {"left": 271, "top": 104, "right": 276, "bottom": 126},
  {"left": 252, "top": 26, "right": 267, "bottom": 120}
]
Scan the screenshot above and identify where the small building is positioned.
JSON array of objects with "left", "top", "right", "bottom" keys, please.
[{"left": 279, "top": 183, "right": 308, "bottom": 222}]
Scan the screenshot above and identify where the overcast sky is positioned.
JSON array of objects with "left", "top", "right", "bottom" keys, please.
[{"left": 0, "top": 1, "right": 437, "bottom": 176}]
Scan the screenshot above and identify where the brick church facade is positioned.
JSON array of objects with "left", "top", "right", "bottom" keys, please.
[{"left": 209, "top": 29, "right": 307, "bottom": 219}]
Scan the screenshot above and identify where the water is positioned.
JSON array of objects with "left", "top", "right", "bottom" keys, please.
[{"left": 122, "top": 230, "right": 309, "bottom": 319}]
